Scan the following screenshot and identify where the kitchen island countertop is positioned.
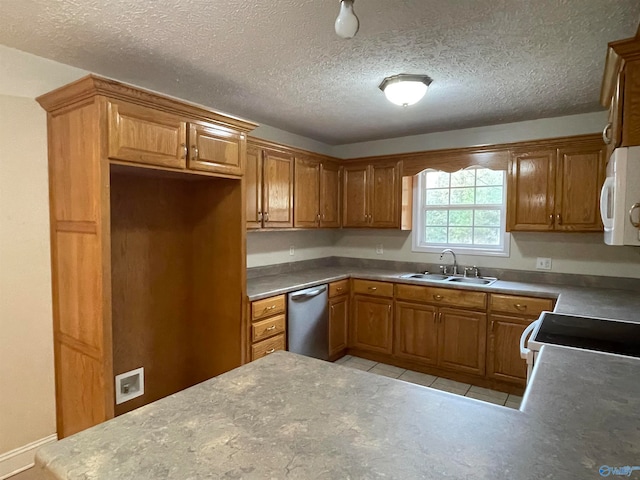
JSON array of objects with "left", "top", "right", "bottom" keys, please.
[{"left": 35, "top": 347, "right": 640, "bottom": 479}]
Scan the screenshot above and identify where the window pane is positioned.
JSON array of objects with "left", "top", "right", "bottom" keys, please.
[
  {"left": 449, "top": 209, "right": 473, "bottom": 226},
  {"left": 426, "top": 210, "right": 448, "bottom": 226},
  {"left": 426, "top": 171, "right": 450, "bottom": 188},
  {"left": 476, "top": 169, "right": 503, "bottom": 186},
  {"left": 476, "top": 186, "right": 503, "bottom": 204},
  {"left": 425, "top": 226, "right": 447, "bottom": 243},
  {"left": 474, "top": 209, "right": 501, "bottom": 226},
  {"left": 451, "top": 169, "right": 476, "bottom": 187},
  {"left": 426, "top": 189, "right": 450, "bottom": 205},
  {"left": 448, "top": 227, "right": 473, "bottom": 244},
  {"left": 473, "top": 227, "right": 501, "bottom": 245},
  {"left": 450, "top": 188, "right": 475, "bottom": 205}
]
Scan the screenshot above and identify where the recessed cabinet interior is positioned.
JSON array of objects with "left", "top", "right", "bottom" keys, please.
[
  {"left": 294, "top": 155, "right": 341, "bottom": 228},
  {"left": 508, "top": 140, "right": 605, "bottom": 232}
]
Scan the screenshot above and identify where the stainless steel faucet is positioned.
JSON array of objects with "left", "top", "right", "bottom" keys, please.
[{"left": 439, "top": 249, "right": 458, "bottom": 275}]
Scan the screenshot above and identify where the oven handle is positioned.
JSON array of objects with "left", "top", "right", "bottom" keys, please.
[{"left": 520, "top": 319, "right": 541, "bottom": 360}]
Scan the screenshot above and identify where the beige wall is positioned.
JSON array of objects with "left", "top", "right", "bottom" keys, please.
[{"left": 247, "top": 230, "right": 336, "bottom": 268}]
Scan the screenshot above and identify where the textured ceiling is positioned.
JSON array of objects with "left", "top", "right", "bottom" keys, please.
[{"left": 0, "top": 0, "right": 639, "bottom": 144}]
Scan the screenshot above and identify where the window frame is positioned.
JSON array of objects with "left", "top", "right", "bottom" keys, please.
[{"left": 411, "top": 167, "right": 511, "bottom": 257}]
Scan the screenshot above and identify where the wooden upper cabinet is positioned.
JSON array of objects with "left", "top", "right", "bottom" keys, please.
[
  {"left": 107, "top": 101, "right": 187, "bottom": 169},
  {"left": 437, "top": 308, "right": 487, "bottom": 376},
  {"left": 262, "top": 150, "right": 294, "bottom": 228},
  {"left": 294, "top": 156, "right": 321, "bottom": 227},
  {"left": 507, "top": 149, "right": 556, "bottom": 231},
  {"left": 320, "top": 161, "right": 341, "bottom": 228},
  {"left": 187, "top": 123, "right": 243, "bottom": 176},
  {"left": 246, "top": 145, "right": 263, "bottom": 229},
  {"left": 555, "top": 145, "right": 605, "bottom": 231},
  {"left": 342, "top": 164, "right": 369, "bottom": 227}
]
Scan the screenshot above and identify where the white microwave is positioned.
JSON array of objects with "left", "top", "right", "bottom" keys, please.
[{"left": 600, "top": 146, "right": 640, "bottom": 246}]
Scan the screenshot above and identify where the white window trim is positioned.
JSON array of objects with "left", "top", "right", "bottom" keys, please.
[{"left": 411, "top": 169, "right": 511, "bottom": 257}]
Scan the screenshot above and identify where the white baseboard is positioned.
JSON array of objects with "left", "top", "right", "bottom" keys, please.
[{"left": 0, "top": 434, "right": 57, "bottom": 480}]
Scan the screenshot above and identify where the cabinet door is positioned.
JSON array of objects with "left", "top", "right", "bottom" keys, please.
[
  {"left": 320, "top": 161, "right": 341, "bottom": 228},
  {"left": 555, "top": 145, "right": 605, "bottom": 231},
  {"left": 294, "top": 156, "right": 320, "bottom": 227},
  {"left": 369, "top": 162, "right": 400, "bottom": 228},
  {"left": 350, "top": 295, "right": 393, "bottom": 354},
  {"left": 394, "top": 302, "right": 438, "bottom": 366},
  {"left": 437, "top": 308, "right": 487, "bottom": 375},
  {"left": 507, "top": 149, "right": 556, "bottom": 231},
  {"left": 486, "top": 315, "right": 529, "bottom": 385},
  {"left": 187, "top": 123, "right": 243, "bottom": 176},
  {"left": 342, "top": 164, "right": 369, "bottom": 227},
  {"left": 107, "top": 101, "right": 187, "bottom": 169},
  {"left": 329, "top": 295, "right": 349, "bottom": 358},
  {"left": 263, "top": 150, "right": 294, "bottom": 228},
  {"left": 245, "top": 145, "right": 263, "bottom": 229}
]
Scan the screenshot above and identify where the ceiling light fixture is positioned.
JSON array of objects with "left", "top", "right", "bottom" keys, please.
[
  {"left": 379, "top": 74, "right": 433, "bottom": 107},
  {"left": 335, "top": 0, "right": 359, "bottom": 39}
]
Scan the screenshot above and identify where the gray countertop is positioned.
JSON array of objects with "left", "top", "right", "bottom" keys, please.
[
  {"left": 247, "top": 266, "right": 640, "bottom": 322},
  {"left": 35, "top": 347, "right": 640, "bottom": 479}
]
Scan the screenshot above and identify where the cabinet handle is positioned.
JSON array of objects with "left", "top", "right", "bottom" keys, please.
[
  {"left": 368, "top": 286, "right": 377, "bottom": 291},
  {"left": 556, "top": 213, "right": 562, "bottom": 225},
  {"left": 549, "top": 214, "right": 554, "bottom": 225},
  {"left": 265, "top": 348, "right": 275, "bottom": 354},
  {"left": 191, "top": 145, "right": 199, "bottom": 161},
  {"left": 629, "top": 203, "right": 640, "bottom": 228},
  {"left": 322, "top": 214, "right": 326, "bottom": 220},
  {"left": 432, "top": 312, "right": 437, "bottom": 324},
  {"left": 514, "top": 304, "right": 527, "bottom": 311},
  {"left": 388, "top": 305, "right": 391, "bottom": 313},
  {"left": 490, "top": 320, "right": 495, "bottom": 332},
  {"left": 438, "top": 312, "right": 443, "bottom": 323},
  {"left": 603, "top": 122, "right": 612, "bottom": 145},
  {"left": 264, "top": 212, "right": 269, "bottom": 223},
  {"left": 433, "top": 294, "right": 443, "bottom": 301},
  {"left": 258, "top": 212, "right": 263, "bottom": 222},
  {"left": 266, "top": 325, "right": 276, "bottom": 331},
  {"left": 336, "top": 287, "right": 343, "bottom": 292},
  {"left": 264, "top": 305, "right": 276, "bottom": 311},
  {"left": 180, "top": 143, "right": 187, "bottom": 159}
]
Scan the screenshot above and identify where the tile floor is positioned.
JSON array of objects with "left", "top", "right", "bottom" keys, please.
[{"left": 334, "top": 355, "right": 523, "bottom": 409}]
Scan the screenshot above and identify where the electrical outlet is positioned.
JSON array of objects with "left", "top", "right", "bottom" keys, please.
[
  {"left": 375, "top": 244, "right": 384, "bottom": 255},
  {"left": 289, "top": 245, "right": 295, "bottom": 256},
  {"left": 536, "top": 257, "right": 552, "bottom": 270}
]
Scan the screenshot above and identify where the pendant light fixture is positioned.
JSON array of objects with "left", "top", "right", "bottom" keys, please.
[
  {"left": 379, "top": 74, "right": 433, "bottom": 107},
  {"left": 335, "top": 0, "right": 359, "bottom": 39}
]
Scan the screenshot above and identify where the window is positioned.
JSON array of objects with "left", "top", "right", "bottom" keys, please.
[{"left": 412, "top": 167, "right": 510, "bottom": 256}]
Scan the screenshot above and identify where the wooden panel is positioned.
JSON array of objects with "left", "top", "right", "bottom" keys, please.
[
  {"left": 394, "top": 302, "right": 438, "bottom": 365},
  {"left": 622, "top": 60, "right": 640, "bottom": 146},
  {"left": 437, "top": 308, "right": 487, "bottom": 375},
  {"left": 294, "top": 156, "right": 320, "bottom": 227},
  {"left": 245, "top": 145, "right": 263, "bottom": 229},
  {"left": 490, "top": 294, "right": 554, "bottom": 317},
  {"left": 57, "top": 343, "right": 109, "bottom": 437},
  {"left": 555, "top": 145, "right": 605, "bottom": 231},
  {"left": 352, "top": 279, "right": 394, "bottom": 297},
  {"left": 252, "top": 314, "right": 286, "bottom": 343},
  {"left": 329, "top": 295, "right": 349, "bottom": 357},
  {"left": 320, "top": 161, "right": 341, "bottom": 228},
  {"left": 187, "top": 123, "right": 243, "bottom": 176},
  {"left": 107, "top": 101, "right": 187, "bottom": 169},
  {"left": 251, "top": 295, "right": 286, "bottom": 321},
  {"left": 369, "top": 161, "right": 400, "bottom": 228},
  {"left": 486, "top": 314, "right": 529, "bottom": 385},
  {"left": 350, "top": 296, "right": 393, "bottom": 354},
  {"left": 395, "top": 284, "right": 486, "bottom": 310},
  {"left": 263, "top": 150, "right": 294, "bottom": 228},
  {"left": 251, "top": 334, "right": 286, "bottom": 361},
  {"left": 507, "top": 149, "right": 556, "bottom": 231},
  {"left": 329, "top": 279, "right": 350, "bottom": 298},
  {"left": 342, "top": 164, "right": 369, "bottom": 227}
]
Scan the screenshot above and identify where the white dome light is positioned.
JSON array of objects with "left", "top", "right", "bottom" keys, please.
[
  {"left": 335, "top": 0, "right": 359, "bottom": 39},
  {"left": 379, "top": 74, "right": 433, "bottom": 107}
]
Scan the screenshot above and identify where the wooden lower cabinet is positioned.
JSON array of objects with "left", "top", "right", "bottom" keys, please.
[
  {"left": 249, "top": 294, "right": 287, "bottom": 361},
  {"left": 394, "top": 302, "right": 438, "bottom": 365},
  {"left": 252, "top": 334, "right": 286, "bottom": 361},
  {"left": 329, "top": 295, "right": 349, "bottom": 358},
  {"left": 486, "top": 315, "right": 531, "bottom": 385},
  {"left": 438, "top": 308, "right": 487, "bottom": 375},
  {"left": 350, "top": 295, "right": 393, "bottom": 354}
]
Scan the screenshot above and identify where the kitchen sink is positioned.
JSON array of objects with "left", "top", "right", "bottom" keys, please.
[
  {"left": 447, "top": 276, "right": 497, "bottom": 286},
  {"left": 398, "top": 273, "right": 498, "bottom": 286},
  {"left": 399, "top": 273, "right": 450, "bottom": 281}
]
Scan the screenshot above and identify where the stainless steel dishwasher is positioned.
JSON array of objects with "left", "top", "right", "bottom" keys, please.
[{"left": 287, "top": 284, "right": 329, "bottom": 360}]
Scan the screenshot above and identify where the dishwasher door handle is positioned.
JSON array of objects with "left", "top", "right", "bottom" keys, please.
[{"left": 290, "top": 286, "right": 328, "bottom": 300}]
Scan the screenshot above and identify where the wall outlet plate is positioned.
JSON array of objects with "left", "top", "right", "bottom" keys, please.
[
  {"left": 115, "top": 367, "right": 144, "bottom": 405},
  {"left": 375, "top": 244, "right": 383, "bottom": 254},
  {"left": 289, "top": 245, "right": 295, "bottom": 256},
  {"left": 536, "top": 257, "right": 552, "bottom": 270}
]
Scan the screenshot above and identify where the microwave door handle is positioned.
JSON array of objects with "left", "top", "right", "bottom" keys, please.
[
  {"left": 520, "top": 319, "right": 540, "bottom": 360},
  {"left": 600, "top": 177, "right": 615, "bottom": 228}
]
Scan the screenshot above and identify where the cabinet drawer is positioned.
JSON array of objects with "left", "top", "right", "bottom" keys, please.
[
  {"left": 251, "top": 334, "right": 286, "bottom": 361},
  {"left": 395, "top": 284, "right": 486, "bottom": 309},
  {"left": 490, "top": 294, "right": 554, "bottom": 317},
  {"left": 252, "top": 314, "right": 286, "bottom": 342},
  {"left": 352, "top": 279, "right": 394, "bottom": 297},
  {"left": 251, "top": 295, "right": 286, "bottom": 321},
  {"left": 329, "top": 279, "right": 350, "bottom": 298}
]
